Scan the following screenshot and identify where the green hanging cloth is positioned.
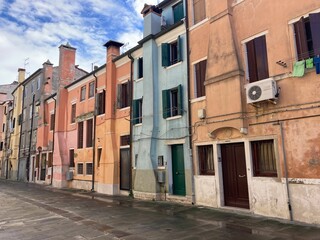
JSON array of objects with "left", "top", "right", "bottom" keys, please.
[
  {"left": 292, "top": 60, "right": 305, "bottom": 77},
  {"left": 306, "top": 58, "right": 314, "bottom": 69}
]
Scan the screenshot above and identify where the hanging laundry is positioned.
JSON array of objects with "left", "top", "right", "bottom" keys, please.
[
  {"left": 314, "top": 57, "right": 320, "bottom": 74},
  {"left": 306, "top": 58, "right": 314, "bottom": 69},
  {"left": 292, "top": 60, "right": 305, "bottom": 77}
]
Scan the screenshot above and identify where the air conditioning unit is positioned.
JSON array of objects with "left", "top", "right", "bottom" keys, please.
[
  {"left": 66, "top": 171, "right": 73, "bottom": 181},
  {"left": 245, "top": 78, "right": 278, "bottom": 104},
  {"left": 198, "top": 109, "right": 206, "bottom": 119}
]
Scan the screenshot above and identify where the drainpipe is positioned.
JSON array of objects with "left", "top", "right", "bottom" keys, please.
[
  {"left": 17, "top": 86, "right": 25, "bottom": 181},
  {"left": 91, "top": 72, "right": 98, "bottom": 192},
  {"left": 128, "top": 52, "right": 134, "bottom": 198},
  {"left": 278, "top": 121, "right": 293, "bottom": 221},
  {"left": 50, "top": 95, "right": 57, "bottom": 185},
  {"left": 26, "top": 94, "right": 35, "bottom": 182},
  {"left": 185, "top": 0, "right": 195, "bottom": 205}
]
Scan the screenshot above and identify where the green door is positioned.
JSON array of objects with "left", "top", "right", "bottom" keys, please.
[{"left": 172, "top": 144, "right": 186, "bottom": 196}]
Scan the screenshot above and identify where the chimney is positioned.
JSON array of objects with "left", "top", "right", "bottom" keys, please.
[
  {"left": 17, "top": 68, "right": 25, "bottom": 83},
  {"left": 104, "top": 40, "right": 124, "bottom": 63},
  {"left": 141, "top": 4, "right": 162, "bottom": 37},
  {"left": 43, "top": 59, "right": 53, "bottom": 95},
  {"left": 58, "top": 42, "right": 76, "bottom": 86}
]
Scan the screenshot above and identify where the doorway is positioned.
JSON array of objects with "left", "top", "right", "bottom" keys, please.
[
  {"left": 221, "top": 143, "right": 249, "bottom": 209},
  {"left": 120, "top": 148, "right": 130, "bottom": 191},
  {"left": 171, "top": 144, "right": 186, "bottom": 196}
]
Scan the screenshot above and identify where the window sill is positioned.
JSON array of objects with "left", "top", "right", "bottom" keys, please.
[
  {"left": 88, "top": 96, "right": 94, "bottom": 100},
  {"left": 165, "top": 61, "right": 182, "bottom": 70},
  {"left": 119, "top": 107, "right": 130, "bottom": 111},
  {"left": 157, "top": 166, "right": 165, "bottom": 170},
  {"left": 190, "top": 18, "right": 209, "bottom": 31},
  {"left": 166, "top": 115, "right": 182, "bottom": 121},
  {"left": 96, "top": 113, "right": 105, "bottom": 117},
  {"left": 191, "top": 96, "right": 206, "bottom": 103},
  {"left": 134, "top": 123, "right": 142, "bottom": 127},
  {"left": 135, "top": 78, "right": 143, "bottom": 83}
]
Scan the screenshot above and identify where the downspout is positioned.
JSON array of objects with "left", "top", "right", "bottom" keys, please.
[
  {"left": 50, "top": 96, "right": 57, "bottom": 185},
  {"left": 26, "top": 94, "right": 35, "bottom": 182},
  {"left": 91, "top": 72, "right": 98, "bottom": 192},
  {"left": 17, "top": 86, "right": 25, "bottom": 181},
  {"left": 279, "top": 121, "right": 293, "bottom": 221},
  {"left": 128, "top": 52, "right": 134, "bottom": 198},
  {"left": 185, "top": 0, "right": 195, "bottom": 204}
]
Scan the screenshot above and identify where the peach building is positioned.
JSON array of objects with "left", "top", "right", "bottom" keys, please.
[{"left": 188, "top": 0, "right": 320, "bottom": 224}]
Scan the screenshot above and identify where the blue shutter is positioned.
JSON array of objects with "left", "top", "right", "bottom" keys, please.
[
  {"left": 162, "top": 89, "right": 170, "bottom": 118},
  {"left": 132, "top": 99, "right": 139, "bottom": 125},
  {"left": 177, "top": 36, "right": 183, "bottom": 62},
  {"left": 177, "top": 84, "right": 183, "bottom": 116},
  {"left": 162, "top": 43, "right": 170, "bottom": 67},
  {"left": 173, "top": 2, "right": 184, "bottom": 24}
]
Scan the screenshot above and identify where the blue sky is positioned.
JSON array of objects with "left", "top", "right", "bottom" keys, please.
[{"left": 0, "top": 0, "right": 158, "bottom": 84}]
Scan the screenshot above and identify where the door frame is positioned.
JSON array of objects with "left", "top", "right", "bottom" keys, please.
[
  {"left": 119, "top": 146, "right": 131, "bottom": 191},
  {"left": 215, "top": 141, "right": 252, "bottom": 210}
]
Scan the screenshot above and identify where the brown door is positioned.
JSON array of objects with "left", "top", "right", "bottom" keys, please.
[{"left": 221, "top": 143, "right": 249, "bottom": 209}]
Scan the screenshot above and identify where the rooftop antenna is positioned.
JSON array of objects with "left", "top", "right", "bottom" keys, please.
[{"left": 120, "top": 42, "right": 130, "bottom": 54}]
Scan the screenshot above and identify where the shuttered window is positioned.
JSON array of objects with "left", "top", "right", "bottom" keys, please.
[
  {"left": 132, "top": 98, "right": 143, "bottom": 125},
  {"left": 77, "top": 163, "right": 83, "bottom": 174},
  {"left": 246, "top": 35, "right": 269, "bottom": 82},
  {"left": 194, "top": 60, "right": 206, "bottom": 98},
  {"left": 193, "top": 0, "right": 206, "bottom": 24},
  {"left": 117, "top": 82, "right": 130, "bottom": 109},
  {"left": 88, "top": 81, "right": 95, "bottom": 98},
  {"left": 71, "top": 104, "right": 76, "bottom": 123},
  {"left": 120, "top": 135, "right": 130, "bottom": 146},
  {"left": 69, "top": 149, "right": 75, "bottom": 167},
  {"left": 77, "top": 121, "right": 84, "bottom": 149},
  {"left": 48, "top": 152, "right": 53, "bottom": 167},
  {"left": 173, "top": 1, "right": 184, "bottom": 24},
  {"left": 96, "top": 90, "right": 105, "bottom": 115},
  {"left": 162, "top": 85, "right": 183, "bottom": 119},
  {"left": 198, "top": 145, "right": 214, "bottom": 175},
  {"left": 86, "top": 163, "right": 93, "bottom": 175},
  {"left": 161, "top": 36, "right": 183, "bottom": 67},
  {"left": 294, "top": 13, "right": 320, "bottom": 60},
  {"left": 251, "top": 140, "right": 277, "bottom": 177},
  {"left": 86, "top": 119, "right": 93, "bottom": 148},
  {"left": 50, "top": 113, "right": 55, "bottom": 131},
  {"left": 138, "top": 57, "right": 143, "bottom": 79},
  {"left": 80, "top": 86, "right": 86, "bottom": 101}
]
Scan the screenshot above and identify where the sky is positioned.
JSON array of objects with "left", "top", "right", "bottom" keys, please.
[{"left": 0, "top": 0, "right": 159, "bottom": 84}]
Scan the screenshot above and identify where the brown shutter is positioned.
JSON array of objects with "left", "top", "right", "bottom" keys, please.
[
  {"left": 310, "top": 13, "right": 320, "bottom": 56},
  {"left": 254, "top": 35, "right": 269, "bottom": 81},
  {"left": 294, "top": 17, "right": 308, "bottom": 60},
  {"left": 199, "top": 60, "right": 206, "bottom": 97},
  {"left": 86, "top": 119, "right": 93, "bottom": 147},
  {"left": 246, "top": 40, "right": 258, "bottom": 82},
  {"left": 71, "top": 104, "right": 76, "bottom": 123},
  {"left": 193, "top": 0, "right": 206, "bottom": 24},
  {"left": 195, "top": 62, "right": 201, "bottom": 97},
  {"left": 78, "top": 122, "right": 83, "bottom": 148}
]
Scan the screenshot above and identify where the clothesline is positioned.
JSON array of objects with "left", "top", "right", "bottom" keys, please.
[{"left": 276, "top": 48, "right": 320, "bottom": 68}]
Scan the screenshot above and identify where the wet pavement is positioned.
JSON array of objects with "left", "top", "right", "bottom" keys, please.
[{"left": 0, "top": 180, "right": 319, "bottom": 240}]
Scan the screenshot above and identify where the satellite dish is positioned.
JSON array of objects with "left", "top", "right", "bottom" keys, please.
[{"left": 248, "top": 85, "right": 262, "bottom": 100}]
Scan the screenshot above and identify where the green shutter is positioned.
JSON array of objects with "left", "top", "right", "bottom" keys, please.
[
  {"left": 117, "top": 84, "right": 122, "bottom": 109},
  {"left": 132, "top": 99, "right": 139, "bottom": 125},
  {"left": 162, "top": 89, "right": 170, "bottom": 118},
  {"left": 162, "top": 43, "right": 170, "bottom": 67},
  {"left": 173, "top": 2, "right": 184, "bottom": 24},
  {"left": 177, "top": 36, "right": 183, "bottom": 62},
  {"left": 177, "top": 84, "right": 183, "bottom": 116}
]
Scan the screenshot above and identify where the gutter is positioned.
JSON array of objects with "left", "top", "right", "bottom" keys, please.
[
  {"left": 185, "top": 0, "right": 195, "bottom": 205},
  {"left": 127, "top": 52, "right": 134, "bottom": 197},
  {"left": 50, "top": 95, "right": 57, "bottom": 185},
  {"left": 17, "top": 86, "right": 25, "bottom": 180},
  {"left": 91, "top": 72, "right": 98, "bottom": 192},
  {"left": 26, "top": 94, "right": 35, "bottom": 181}
]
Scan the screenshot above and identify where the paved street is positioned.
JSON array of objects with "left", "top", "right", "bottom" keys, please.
[{"left": 0, "top": 180, "right": 319, "bottom": 240}]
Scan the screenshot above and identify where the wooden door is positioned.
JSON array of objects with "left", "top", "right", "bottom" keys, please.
[
  {"left": 221, "top": 143, "right": 249, "bottom": 209},
  {"left": 120, "top": 148, "right": 130, "bottom": 191},
  {"left": 172, "top": 144, "right": 186, "bottom": 196}
]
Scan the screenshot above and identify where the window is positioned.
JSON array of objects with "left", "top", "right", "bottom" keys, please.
[
  {"left": 69, "top": 149, "right": 75, "bottom": 167},
  {"left": 246, "top": 35, "right": 269, "bottom": 82},
  {"left": 50, "top": 113, "right": 55, "bottom": 131},
  {"left": 29, "top": 105, "right": 33, "bottom": 119},
  {"left": 193, "top": 0, "right": 206, "bottom": 24},
  {"left": 0, "top": 142, "right": 3, "bottom": 151},
  {"left": 37, "top": 78, "right": 40, "bottom": 90},
  {"left": 251, "top": 140, "right": 277, "bottom": 177},
  {"left": 77, "top": 163, "right": 83, "bottom": 174},
  {"left": 120, "top": 135, "right": 130, "bottom": 146},
  {"left": 80, "top": 86, "right": 86, "bottom": 101},
  {"left": 71, "top": 104, "right": 76, "bottom": 123},
  {"left": 12, "top": 118, "right": 16, "bottom": 129},
  {"left": 18, "top": 114, "right": 22, "bottom": 125},
  {"left": 173, "top": 1, "right": 184, "bottom": 24},
  {"left": 97, "top": 148, "right": 102, "bottom": 167},
  {"left": 162, "top": 36, "right": 183, "bottom": 67},
  {"left": 137, "top": 57, "right": 143, "bottom": 79},
  {"left": 23, "top": 108, "right": 26, "bottom": 121},
  {"left": 77, "top": 121, "right": 84, "bottom": 148},
  {"left": 2, "top": 123, "right": 5, "bottom": 132},
  {"left": 198, "top": 145, "right": 214, "bottom": 175},
  {"left": 132, "top": 98, "right": 142, "bottom": 124},
  {"left": 294, "top": 13, "right": 320, "bottom": 60},
  {"left": 117, "top": 82, "right": 130, "bottom": 108},
  {"left": 194, "top": 60, "right": 207, "bottom": 98},
  {"left": 86, "top": 119, "right": 93, "bottom": 148},
  {"left": 96, "top": 90, "right": 105, "bottom": 115},
  {"left": 88, "top": 81, "right": 95, "bottom": 98},
  {"left": 162, "top": 85, "right": 183, "bottom": 118},
  {"left": 48, "top": 152, "right": 53, "bottom": 167},
  {"left": 86, "top": 163, "right": 93, "bottom": 175}
]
